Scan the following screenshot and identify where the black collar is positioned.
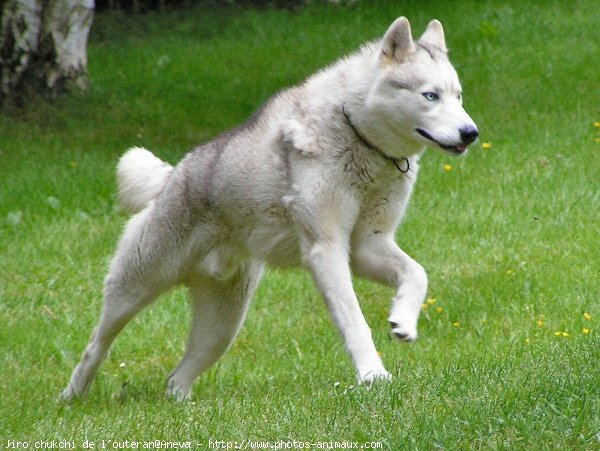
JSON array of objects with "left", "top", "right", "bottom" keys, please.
[{"left": 342, "top": 104, "right": 410, "bottom": 173}]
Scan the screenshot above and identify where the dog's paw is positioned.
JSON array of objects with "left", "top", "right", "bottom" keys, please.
[
  {"left": 359, "top": 369, "right": 392, "bottom": 387},
  {"left": 60, "top": 384, "right": 83, "bottom": 402},
  {"left": 388, "top": 320, "right": 418, "bottom": 342},
  {"left": 165, "top": 378, "right": 192, "bottom": 403},
  {"left": 166, "top": 389, "right": 191, "bottom": 403}
]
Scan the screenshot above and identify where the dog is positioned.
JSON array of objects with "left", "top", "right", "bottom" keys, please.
[{"left": 62, "top": 16, "right": 478, "bottom": 401}]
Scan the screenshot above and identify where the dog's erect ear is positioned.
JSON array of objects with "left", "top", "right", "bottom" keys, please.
[
  {"left": 418, "top": 19, "right": 447, "bottom": 52},
  {"left": 381, "top": 17, "right": 415, "bottom": 62}
]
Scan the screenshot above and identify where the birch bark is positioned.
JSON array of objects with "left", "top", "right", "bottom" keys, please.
[{"left": 0, "top": 0, "right": 94, "bottom": 101}]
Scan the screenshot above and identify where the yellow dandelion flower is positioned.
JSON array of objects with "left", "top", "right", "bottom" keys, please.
[
  {"left": 482, "top": 142, "right": 492, "bottom": 149},
  {"left": 422, "top": 303, "right": 429, "bottom": 311},
  {"left": 562, "top": 332, "right": 570, "bottom": 337},
  {"left": 583, "top": 328, "right": 591, "bottom": 335},
  {"left": 506, "top": 269, "right": 514, "bottom": 276},
  {"left": 595, "top": 138, "right": 600, "bottom": 144},
  {"left": 594, "top": 122, "right": 600, "bottom": 128},
  {"left": 444, "top": 164, "right": 453, "bottom": 171},
  {"left": 553, "top": 331, "right": 562, "bottom": 336},
  {"left": 452, "top": 321, "right": 460, "bottom": 328},
  {"left": 537, "top": 320, "right": 544, "bottom": 327},
  {"left": 524, "top": 338, "right": 530, "bottom": 345},
  {"left": 435, "top": 306, "right": 444, "bottom": 314},
  {"left": 584, "top": 312, "right": 592, "bottom": 321},
  {"left": 427, "top": 298, "right": 437, "bottom": 305}
]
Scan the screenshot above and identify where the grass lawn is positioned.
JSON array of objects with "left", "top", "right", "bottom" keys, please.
[{"left": 1, "top": 0, "right": 599, "bottom": 448}]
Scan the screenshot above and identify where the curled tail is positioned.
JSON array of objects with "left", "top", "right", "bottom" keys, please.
[{"left": 117, "top": 147, "right": 174, "bottom": 213}]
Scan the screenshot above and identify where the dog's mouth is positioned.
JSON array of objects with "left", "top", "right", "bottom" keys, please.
[{"left": 415, "top": 128, "right": 468, "bottom": 155}]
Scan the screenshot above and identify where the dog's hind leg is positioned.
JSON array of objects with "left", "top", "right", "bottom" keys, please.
[
  {"left": 62, "top": 282, "right": 163, "bottom": 400},
  {"left": 166, "top": 260, "right": 264, "bottom": 401},
  {"left": 62, "top": 207, "right": 181, "bottom": 400}
]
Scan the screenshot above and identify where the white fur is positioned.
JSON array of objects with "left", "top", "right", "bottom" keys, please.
[{"left": 63, "top": 17, "right": 478, "bottom": 401}]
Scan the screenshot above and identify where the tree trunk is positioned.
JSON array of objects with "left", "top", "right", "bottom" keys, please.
[{"left": 0, "top": 0, "right": 95, "bottom": 103}]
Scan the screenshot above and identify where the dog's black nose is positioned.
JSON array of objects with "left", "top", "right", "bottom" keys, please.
[{"left": 460, "top": 126, "right": 479, "bottom": 144}]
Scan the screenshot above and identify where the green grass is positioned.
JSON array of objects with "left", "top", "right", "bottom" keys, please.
[{"left": 1, "top": 0, "right": 599, "bottom": 448}]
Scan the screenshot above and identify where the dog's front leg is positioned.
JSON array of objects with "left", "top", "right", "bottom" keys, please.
[
  {"left": 352, "top": 233, "right": 428, "bottom": 342},
  {"left": 302, "top": 238, "right": 391, "bottom": 385}
]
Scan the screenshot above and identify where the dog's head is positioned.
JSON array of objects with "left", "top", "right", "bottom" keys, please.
[{"left": 365, "top": 17, "right": 478, "bottom": 155}]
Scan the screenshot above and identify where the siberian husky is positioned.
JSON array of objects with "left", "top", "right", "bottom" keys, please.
[{"left": 63, "top": 17, "right": 478, "bottom": 401}]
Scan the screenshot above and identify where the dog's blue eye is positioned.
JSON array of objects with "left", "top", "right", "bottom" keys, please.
[{"left": 422, "top": 92, "right": 438, "bottom": 101}]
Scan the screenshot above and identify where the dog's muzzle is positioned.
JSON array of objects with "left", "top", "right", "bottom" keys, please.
[{"left": 416, "top": 126, "right": 479, "bottom": 154}]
